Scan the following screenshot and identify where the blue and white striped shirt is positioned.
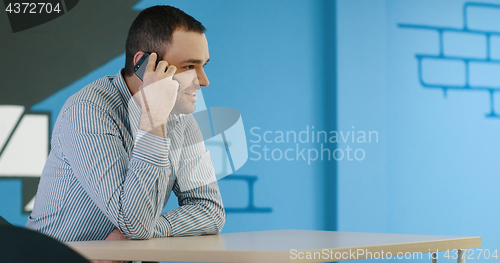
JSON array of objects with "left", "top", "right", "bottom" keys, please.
[{"left": 26, "top": 70, "right": 225, "bottom": 242}]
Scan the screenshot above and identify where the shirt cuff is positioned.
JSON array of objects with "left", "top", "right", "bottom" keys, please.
[{"left": 132, "top": 130, "right": 171, "bottom": 167}]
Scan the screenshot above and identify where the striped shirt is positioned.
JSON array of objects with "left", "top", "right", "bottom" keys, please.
[{"left": 26, "top": 70, "right": 225, "bottom": 242}]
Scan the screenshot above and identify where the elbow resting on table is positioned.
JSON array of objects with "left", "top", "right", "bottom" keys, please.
[
  {"left": 116, "top": 195, "right": 226, "bottom": 239},
  {"left": 179, "top": 202, "right": 226, "bottom": 236},
  {"left": 121, "top": 229, "right": 153, "bottom": 240},
  {"left": 119, "top": 220, "right": 156, "bottom": 240}
]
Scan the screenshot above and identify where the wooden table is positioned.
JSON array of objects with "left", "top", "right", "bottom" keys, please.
[{"left": 66, "top": 229, "right": 481, "bottom": 262}]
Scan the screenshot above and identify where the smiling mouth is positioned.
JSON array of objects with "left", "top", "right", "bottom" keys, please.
[{"left": 184, "top": 91, "right": 198, "bottom": 101}]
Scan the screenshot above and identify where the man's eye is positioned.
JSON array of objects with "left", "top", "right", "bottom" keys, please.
[{"left": 184, "top": 65, "right": 195, "bottom": 70}]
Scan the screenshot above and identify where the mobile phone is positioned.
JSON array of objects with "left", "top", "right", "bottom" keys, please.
[
  {"left": 133, "top": 52, "right": 181, "bottom": 90},
  {"left": 133, "top": 52, "right": 151, "bottom": 81}
]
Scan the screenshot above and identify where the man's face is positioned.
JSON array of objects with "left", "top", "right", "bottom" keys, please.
[{"left": 163, "top": 30, "right": 210, "bottom": 114}]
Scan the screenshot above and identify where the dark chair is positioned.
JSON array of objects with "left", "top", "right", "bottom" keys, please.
[
  {"left": 0, "top": 224, "right": 90, "bottom": 263},
  {"left": 0, "top": 216, "right": 154, "bottom": 262},
  {"left": 0, "top": 215, "right": 12, "bottom": 226}
]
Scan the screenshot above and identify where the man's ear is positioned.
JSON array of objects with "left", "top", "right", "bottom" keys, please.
[{"left": 133, "top": 51, "right": 147, "bottom": 66}]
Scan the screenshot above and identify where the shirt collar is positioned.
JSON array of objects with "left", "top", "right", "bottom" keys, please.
[{"left": 112, "top": 70, "right": 142, "bottom": 131}]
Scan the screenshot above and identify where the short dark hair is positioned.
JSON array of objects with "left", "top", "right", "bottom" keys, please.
[{"left": 123, "top": 5, "right": 206, "bottom": 76}]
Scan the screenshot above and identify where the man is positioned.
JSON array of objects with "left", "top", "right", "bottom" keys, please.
[{"left": 26, "top": 5, "right": 225, "bottom": 242}]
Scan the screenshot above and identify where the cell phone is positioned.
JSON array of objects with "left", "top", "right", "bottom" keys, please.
[
  {"left": 133, "top": 52, "right": 151, "bottom": 81},
  {"left": 133, "top": 52, "right": 181, "bottom": 90}
]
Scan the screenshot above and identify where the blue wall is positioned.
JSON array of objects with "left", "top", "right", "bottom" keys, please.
[{"left": 338, "top": 0, "right": 500, "bottom": 262}]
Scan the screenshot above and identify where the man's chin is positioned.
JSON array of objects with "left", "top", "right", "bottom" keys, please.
[{"left": 171, "top": 104, "right": 196, "bottom": 115}]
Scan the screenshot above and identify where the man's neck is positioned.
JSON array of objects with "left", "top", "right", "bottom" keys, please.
[{"left": 122, "top": 70, "right": 141, "bottom": 97}]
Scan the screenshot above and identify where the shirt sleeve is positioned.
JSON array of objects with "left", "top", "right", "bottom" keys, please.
[
  {"left": 152, "top": 114, "right": 225, "bottom": 237},
  {"left": 59, "top": 102, "right": 171, "bottom": 240}
]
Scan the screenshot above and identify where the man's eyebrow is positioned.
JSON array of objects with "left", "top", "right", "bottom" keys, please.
[{"left": 182, "top": 58, "right": 210, "bottom": 64}]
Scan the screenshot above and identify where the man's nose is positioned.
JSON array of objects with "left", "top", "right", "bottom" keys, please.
[{"left": 194, "top": 70, "right": 209, "bottom": 87}]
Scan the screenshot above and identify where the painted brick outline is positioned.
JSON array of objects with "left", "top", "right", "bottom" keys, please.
[{"left": 399, "top": 2, "right": 500, "bottom": 118}]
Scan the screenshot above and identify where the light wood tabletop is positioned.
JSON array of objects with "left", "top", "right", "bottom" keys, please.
[{"left": 66, "top": 229, "right": 481, "bottom": 263}]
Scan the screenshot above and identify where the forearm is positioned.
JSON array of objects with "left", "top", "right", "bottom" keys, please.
[
  {"left": 150, "top": 114, "right": 225, "bottom": 238},
  {"left": 152, "top": 183, "right": 225, "bottom": 237},
  {"left": 114, "top": 159, "right": 169, "bottom": 239},
  {"left": 108, "top": 131, "right": 174, "bottom": 239}
]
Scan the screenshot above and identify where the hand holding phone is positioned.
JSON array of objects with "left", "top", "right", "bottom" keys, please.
[{"left": 133, "top": 52, "right": 179, "bottom": 137}]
